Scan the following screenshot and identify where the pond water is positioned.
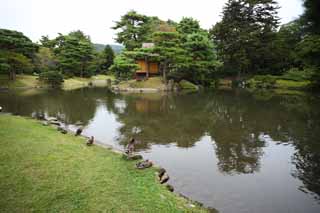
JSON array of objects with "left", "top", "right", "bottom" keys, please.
[{"left": 1, "top": 87, "right": 320, "bottom": 213}]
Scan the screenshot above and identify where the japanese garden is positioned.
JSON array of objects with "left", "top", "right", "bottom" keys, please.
[{"left": 0, "top": 0, "right": 320, "bottom": 212}]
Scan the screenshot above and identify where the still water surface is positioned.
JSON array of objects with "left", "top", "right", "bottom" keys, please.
[{"left": 1, "top": 88, "right": 320, "bottom": 213}]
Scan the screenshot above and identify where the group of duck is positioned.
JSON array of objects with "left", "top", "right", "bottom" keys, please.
[{"left": 124, "top": 138, "right": 171, "bottom": 190}]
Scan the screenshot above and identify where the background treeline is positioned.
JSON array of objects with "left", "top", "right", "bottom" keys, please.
[
  {"left": 0, "top": 30, "right": 115, "bottom": 86},
  {"left": 0, "top": 0, "right": 319, "bottom": 88}
]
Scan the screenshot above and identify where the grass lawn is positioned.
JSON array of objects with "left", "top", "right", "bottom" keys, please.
[
  {"left": 0, "top": 115, "right": 207, "bottom": 212},
  {"left": 0, "top": 74, "right": 41, "bottom": 88},
  {"left": 0, "top": 74, "right": 114, "bottom": 91},
  {"left": 117, "top": 77, "right": 166, "bottom": 90},
  {"left": 275, "top": 79, "right": 311, "bottom": 89}
]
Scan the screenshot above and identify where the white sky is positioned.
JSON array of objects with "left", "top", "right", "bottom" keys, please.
[{"left": 0, "top": 0, "right": 304, "bottom": 44}]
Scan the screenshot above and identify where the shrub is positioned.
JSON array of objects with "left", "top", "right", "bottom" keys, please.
[
  {"left": 109, "top": 55, "right": 139, "bottom": 80},
  {"left": 281, "top": 68, "right": 313, "bottom": 81},
  {"left": 39, "top": 71, "right": 64, "bottom": 88},
  {"left": 247, "top": 75, "right": 277, "bottom": 89}
]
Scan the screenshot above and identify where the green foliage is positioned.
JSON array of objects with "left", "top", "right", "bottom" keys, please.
[
  {"left": 297, "top": 35, "right": 320, "bottom": 68},
  {"left": 247, "top": 75, "right": 277, "bottom": 89},
  {"left": 0, "top": 51, "right": 34, "bottom": 78},
  {"left": 211, "top": 0, "right": 280, "bottom": 76},
  {"left": 0, "top": 29, "right": 38, "bottom": 80},
  {"left": 302, "top": 0, "right": 320, "bottom": 34},
  {"left": 50, "top": 31, "right": 96, "bottom": 77},
  {"left": 109, "top": 54, "right": 139, "bottom": 80},
  {"left": 35, "top": 47, "right": 57, "bottom": 72},
  {"left": 99, "top": 45, "right": 115, "bottom": 73},
  {"left": 281, "top": 68, "right": 313, "bottom": 81},
  {"left": 179, "top": 80, "right": 199, "bottom": 91},
  {"left": 39, "top": 71, "right": 64, "bottom": 88},
  {"left": 112, "top": 10, "right": 153, "bottom": 50},
  {"left": 177, "top": 17, "right": 201, "bottom": 35}
]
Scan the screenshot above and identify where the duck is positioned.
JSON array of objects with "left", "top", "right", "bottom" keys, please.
[
  {"left": 86, "top": 136, "right": 94, "bottom": 146},
  {"left": 75, "top": 127, "right": 83, "bottom": 136}
]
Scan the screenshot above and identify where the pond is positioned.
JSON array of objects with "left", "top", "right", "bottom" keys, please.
[{"left": 1, "top": 87, "right": 320, "bottom": 213}]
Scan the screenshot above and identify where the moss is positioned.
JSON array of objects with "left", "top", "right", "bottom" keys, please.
[{"left": 0, "top": 115, "right": 208, "bottom": 212}]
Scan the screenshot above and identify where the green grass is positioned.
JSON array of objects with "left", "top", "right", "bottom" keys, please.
[
  {"left": 63, "top": 75, "right": 115, "bottom": 90},
  {"left": 0, "top": 74, "right": 114, "bottom": 91},
  {"left": 118, "top": 77, "right": 166, "bottom": 90},
  {"left": 275, "top": 79, "right": 311, "bottom": 89},
  {"left": 0, "top": 115, "right": 208, "bottom": 212},
  {"left": 0, "top": 74, "right": 41, "bottom": 88}
]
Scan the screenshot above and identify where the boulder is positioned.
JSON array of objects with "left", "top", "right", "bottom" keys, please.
[
  {"left": 122, "top": 154, "right": 143, "bottom": 161},
  {"left": 57, "top": 127, "right": 67, "bottom": 134},
  {"left": 47, "top": 117, "right": 58, "bottom": 122},
  {"left": 50, "top": 121, "right": 60, "bottom": 126},
  {"left": 41, "top": 121, "right": 49, "bottom": 126},
  {"left": 75, "top": 121, "right": 83, "bottom": 126},
  {"left": 106, "top": 79, "right": 112, "bottom": 87}
]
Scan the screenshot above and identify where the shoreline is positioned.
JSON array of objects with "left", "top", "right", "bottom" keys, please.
[{"left": 0, "top": 113, "right": 214, "bottom": 212}]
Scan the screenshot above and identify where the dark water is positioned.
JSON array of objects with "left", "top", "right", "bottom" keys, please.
[{"left": 1, "top": 88, "right": 320, "bottom": 213}]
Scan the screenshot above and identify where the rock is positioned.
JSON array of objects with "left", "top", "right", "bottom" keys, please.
[
  {"left": 50, "top": 121, "right": 60, "bottom": 126},
  {"left": 188, "top": 204, "right": 195, "bottom": 208},
  {"left": 41, "top": 121, "right": 49, "bottom": 126},
  {"left": 75, "top": 121, "right": 83, "bottom": 126},
  {"left": 47, "top": 117, "right": 58, "bottom": 122},
  {"left": 122, "top": 154, "right": 143, "bottom": 161},
  {"left": 160, "top": 172, "right": 170, "bottom": 184},
  {"left": 166, "top": 184, "right": 174, "bottom": 192},
  {"left": 166, "top": 79, "right": 174, "bottom": 91},
  {"left": 106, "top": 79, "right": 112, "bottom": 87},
  {"left": 57, "top": 127, "right": 67, "bottom": 134}
]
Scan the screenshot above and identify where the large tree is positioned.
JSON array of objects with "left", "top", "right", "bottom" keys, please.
[
  {"left": 52, "top": 31, "right": 95, "bottom": 77},
  {"left": 99, "top": 45, "right": 115, "bottom": 73},
  {"left": 302, "top": 0, "right": 320, "bottom": 34},
  {"left": 112, "top": 10, "right": 152, "bottom": 50},
  {"left": 211, "top": 0, "right": 280, "bottom": 77},
  {"left": 0, "top": 29, "right": 38, "bottom": 80}
]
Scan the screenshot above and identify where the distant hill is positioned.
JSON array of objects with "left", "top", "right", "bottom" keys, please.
[{"left": 93, "top": 43, "right": 124, "bottom": 54}]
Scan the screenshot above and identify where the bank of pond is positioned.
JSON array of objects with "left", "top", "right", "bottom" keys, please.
[{"left": 0, "top": 114, "right": 210, "bottom": 212}]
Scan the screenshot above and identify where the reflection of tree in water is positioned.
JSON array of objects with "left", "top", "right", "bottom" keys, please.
[
  {"left": 292, "top": 146, "right": 320, "bottom": 201},
  {"left": 250, "top": 91, "right": 320, "bottom": 200},
  {"left": 0, "top": 88, "right": 100, "bottom": 126},
  {"left": 111, "top": 93, "right": 210, "bottom": 150},
  {"left": 286, "top": 94, "right": 320, "bottom": 201}
]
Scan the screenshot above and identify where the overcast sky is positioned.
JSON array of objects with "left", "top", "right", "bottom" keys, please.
[{"left": 0, "top": 0, "right": 304, "bottom": 45}]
